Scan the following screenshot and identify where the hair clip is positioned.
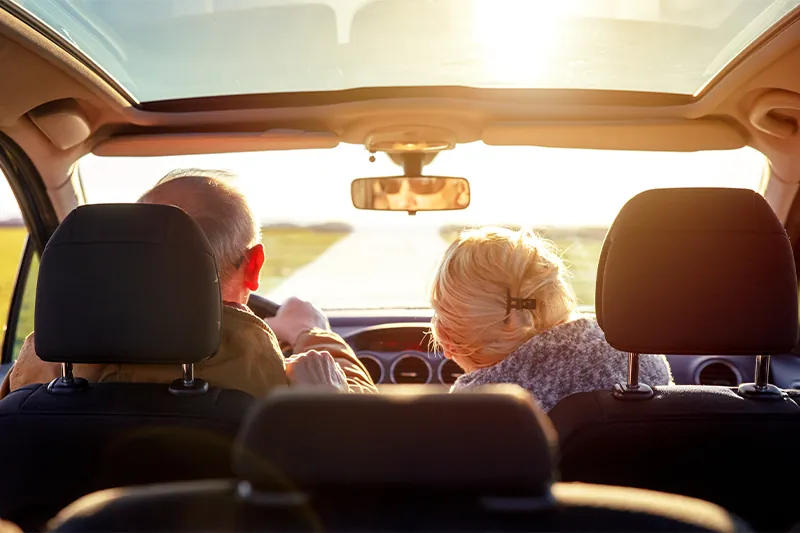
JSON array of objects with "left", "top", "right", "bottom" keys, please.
[{"left": 505, "top": 288, "right": 536, "bottom": 324}]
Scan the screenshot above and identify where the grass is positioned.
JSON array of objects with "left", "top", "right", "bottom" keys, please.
[
  {"left": 258, "top": 228, "right": 348, "bottom": 293},
  {"left": 0, "top": 227, "right": 28, "bottom": 335},
  {"left": 0, "top": 227, "right": 33, "bottom": 359},
  {"left": 14, "top": 256, "right": 37, "bottom": 359},
  {"left": 440, "top": 227, "right": 605, "bottom": 307}
]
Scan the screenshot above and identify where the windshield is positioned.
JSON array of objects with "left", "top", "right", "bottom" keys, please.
[
  {"left": 77, "top": 143, "right": 766, "bottom": 311},
  {"left": 8, "top": 0, "right": 800, "bottom": 101}
]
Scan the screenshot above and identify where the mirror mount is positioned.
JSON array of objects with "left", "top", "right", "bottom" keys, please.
[
  {"left": 402, "top": 152, "right": 425, "bottom": 178},
  {"left": 402, "top": 153, "right": 425, "bottom": 215}
]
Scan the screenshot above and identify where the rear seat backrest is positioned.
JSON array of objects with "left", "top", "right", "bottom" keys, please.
[
  {"left": 550, "top": 187, "right": 800, "bottom": 532},
  {"left": 50, "top": 386, "right": 749, "bottom": 533}
]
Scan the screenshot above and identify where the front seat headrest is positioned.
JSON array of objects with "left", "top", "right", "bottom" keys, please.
[
  {"left": 597, "top": 187, "right": 798, "bottom": 355},
  {"left": 35, "top": 203, "right": 221, "bottom": 364},
  {"left": 234, "top": 385, "right": 556, "bottom": 496}
]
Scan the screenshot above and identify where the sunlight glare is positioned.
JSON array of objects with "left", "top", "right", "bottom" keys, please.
[{"left": 472, "top": 0, "right": 572, "bottom": 86}]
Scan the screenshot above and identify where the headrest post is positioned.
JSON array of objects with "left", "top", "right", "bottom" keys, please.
[
  {"left": 47, "top": 362, "right": 89, "bottom": 395},
  {"left": 754, "top": 355, "right": 770, "bottom": 390},
  {"left": 612, "top": 353, "right": 653, "bottom": 401},
  {"left": 182, "top": 363, "right": 195, "bottom": 387},
  {"left": 737, "top": 355, "right": 783, "bottom": 400},
  {"left": 61, "top": 362, "right": 74, "bottom": 386},
  {"left": 627, "top": 353, "right": 640, "bottom": 388},
  {"left": 169, "top": 363, "right": 209, "bottom": 396}
]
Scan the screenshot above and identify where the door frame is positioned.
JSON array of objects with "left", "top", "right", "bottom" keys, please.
[{"left": 0, "top": 132, "right": 59, "bottom": 363}]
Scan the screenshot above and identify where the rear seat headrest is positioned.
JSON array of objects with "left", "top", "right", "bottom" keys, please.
[
  {"left": 597, "top": 188, "right": 798, "bottom": 355},
  {"left": 234, "top": 385, "right": 556, "bottom": 496},
  {"left": 35, "top": 203, "right": 221, "bottom": 365}
]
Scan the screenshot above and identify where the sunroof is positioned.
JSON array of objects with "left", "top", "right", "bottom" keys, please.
[{"left": 8, "top": 0, "right": 800, "bottom": 103}]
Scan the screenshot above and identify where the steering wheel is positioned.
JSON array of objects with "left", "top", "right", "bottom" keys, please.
[
  {"left": 248, "top": 292, "right": 280, "bottom": 318},
  {"left": 246, "top": 294, "right": 293, "bottom": 356}
]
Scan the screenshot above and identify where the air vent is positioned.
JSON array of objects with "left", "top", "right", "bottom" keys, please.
[
  {"left": 439, "top": 360, "right": 464, "bottom": 385},
  {"left": 359, "top": 355, "right": 384, "bottom": 384},
  {"left": 697, "top": 361, "right": 741, "bottom": 387},
  {"left": 391, "top": 354, "right": 431, "bottom": 384}
]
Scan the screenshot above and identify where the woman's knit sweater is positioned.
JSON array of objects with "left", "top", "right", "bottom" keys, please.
[{"left": 451, "top": 317, "right": 672, "bottom": 411}]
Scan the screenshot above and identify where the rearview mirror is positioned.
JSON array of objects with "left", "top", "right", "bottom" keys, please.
[{"left": 351, "top": 176, "right": 470, "bottom": 213}]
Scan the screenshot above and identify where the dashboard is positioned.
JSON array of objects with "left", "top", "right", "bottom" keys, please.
[
  {"left": 330, "top": 313, "right": 800, "bottom": 389},
  {"left": 247, "top": 295, "right": 800, "bottom": 389},
  {"left": 341, "top": 323, "right": 462, "bottom": 386}
]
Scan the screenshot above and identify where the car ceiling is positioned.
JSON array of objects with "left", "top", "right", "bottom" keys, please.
[{"left": 1, "top": 5, "right": 800, "bottom": 224}]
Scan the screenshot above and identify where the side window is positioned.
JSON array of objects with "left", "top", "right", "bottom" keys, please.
[
  {"left": 0, "top": 174, "right": 37, "bottom": 363},
  {"left": 11, "top": 251, "right": 38, "bottom": 360}
]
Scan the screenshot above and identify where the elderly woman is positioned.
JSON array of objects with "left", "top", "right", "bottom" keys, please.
[{"left": 430, "top": 226, "right": 672, "bottom": 411}]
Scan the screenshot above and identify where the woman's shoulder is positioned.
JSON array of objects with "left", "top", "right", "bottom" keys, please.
[
  {"left": 521, "top": 315, "right": 605, "bottom": 350},
  {"left": 515, "top": 315, "right": 671, "bottom": 389},
  {"left": 451, "top": 315, "right": 672, "bottom": 406},
  {"left": 452, "top": 318, "right": 604, "bottom": 386}
]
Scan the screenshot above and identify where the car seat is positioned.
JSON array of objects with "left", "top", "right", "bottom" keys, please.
[
  {"left": 549, "top": 187, "right": 800, "bottom": 532},
  {"left": 0, "top": 204, "right": 255, "bottom": 530},
  {"left": 50, "top": 386, "right": 750, "bottom": 533}
]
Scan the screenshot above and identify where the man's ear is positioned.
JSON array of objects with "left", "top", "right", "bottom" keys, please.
[{"left": 243, "top": 243, "right": 265, "bottom": 291}]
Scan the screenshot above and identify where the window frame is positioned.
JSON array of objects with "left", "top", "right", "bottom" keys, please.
[{"left": 0, "top": 132, "right": 59, "bottom": 364}]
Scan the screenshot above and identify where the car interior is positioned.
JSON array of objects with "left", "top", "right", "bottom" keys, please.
[{"left": 2, "top": 0, "right": 800, "bottom": 532}]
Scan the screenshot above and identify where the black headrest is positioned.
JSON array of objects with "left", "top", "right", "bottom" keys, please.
[
  {"left": 234, "top": 386, "right": 556, "bottom": 496},
  {"left": 35, "top": 204, "right": 221, "bottom": 364},
  {"left": 597, "top": 188, "right": 798, "bottom": 355}
]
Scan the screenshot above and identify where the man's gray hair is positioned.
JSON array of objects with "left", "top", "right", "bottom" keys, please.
[{"left": 138, "top": 169, "right": 260, "bottom": 277}]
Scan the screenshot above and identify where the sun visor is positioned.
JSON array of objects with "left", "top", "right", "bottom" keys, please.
[
  {"left": 482, "top": 119, "right": 746, "bottom": 151},
  {"left": 93, "top": 130, "right": 340, "bottom": 156}
]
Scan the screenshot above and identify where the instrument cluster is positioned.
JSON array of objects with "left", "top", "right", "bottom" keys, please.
[{"left": 345, "top": 323, "right": 464, "bottom": 385}]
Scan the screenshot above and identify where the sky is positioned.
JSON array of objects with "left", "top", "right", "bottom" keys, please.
[{"left": 0, "top": 142, "right": 767, "bottom": 228}]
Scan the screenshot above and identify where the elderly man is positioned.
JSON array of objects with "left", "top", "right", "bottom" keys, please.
[{"left": 0, "top": 169, "right": 376, "bottom": 397}]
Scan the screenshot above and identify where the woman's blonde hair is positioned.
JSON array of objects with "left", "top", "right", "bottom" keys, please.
[{"left": 430, "top": 226, "right": 576, "bottom": 369}]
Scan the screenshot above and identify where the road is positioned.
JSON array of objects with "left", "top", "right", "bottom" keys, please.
[{"left": 264, "top": 227, "right": 449, "bottom": 309}]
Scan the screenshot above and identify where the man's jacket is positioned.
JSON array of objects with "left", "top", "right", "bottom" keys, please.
[{"left": 0, "top": 304, "right": 376, "bottom": 398}]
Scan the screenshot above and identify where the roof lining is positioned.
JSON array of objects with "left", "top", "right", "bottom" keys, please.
[
  {"left": 0, "top": 0, "right": 136, "bottom": 104},
  {"left": 0, "top": 6, "right": 131, "bottom": 113}
]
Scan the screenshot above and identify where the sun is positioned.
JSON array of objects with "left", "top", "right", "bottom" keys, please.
[{"left": 471, "top": 0, "right": 573, "bottom": 87}]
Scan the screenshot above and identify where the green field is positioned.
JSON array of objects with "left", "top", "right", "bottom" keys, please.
[
  {"left": 0, "top": 226, "right": 345, "bottom": 360},
  {"left": 258, "top": 228, "right": 347, "bottom": 293},
  {"left": 0, "top": 227, "right": 27, "bottom": 330},
  {"left": 0, "top": 227, "right": 33, "bottom": 358},
  {"left": 440, "top": 227, "right": 605, "bottom": 307}
]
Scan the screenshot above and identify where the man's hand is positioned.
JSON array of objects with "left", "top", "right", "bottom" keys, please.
[
  {"left": 285, "top": 350, "right": 348, "bottom": 391},
  {"left": 265, "top": 296, "right": 330, "bottom": 345}
]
